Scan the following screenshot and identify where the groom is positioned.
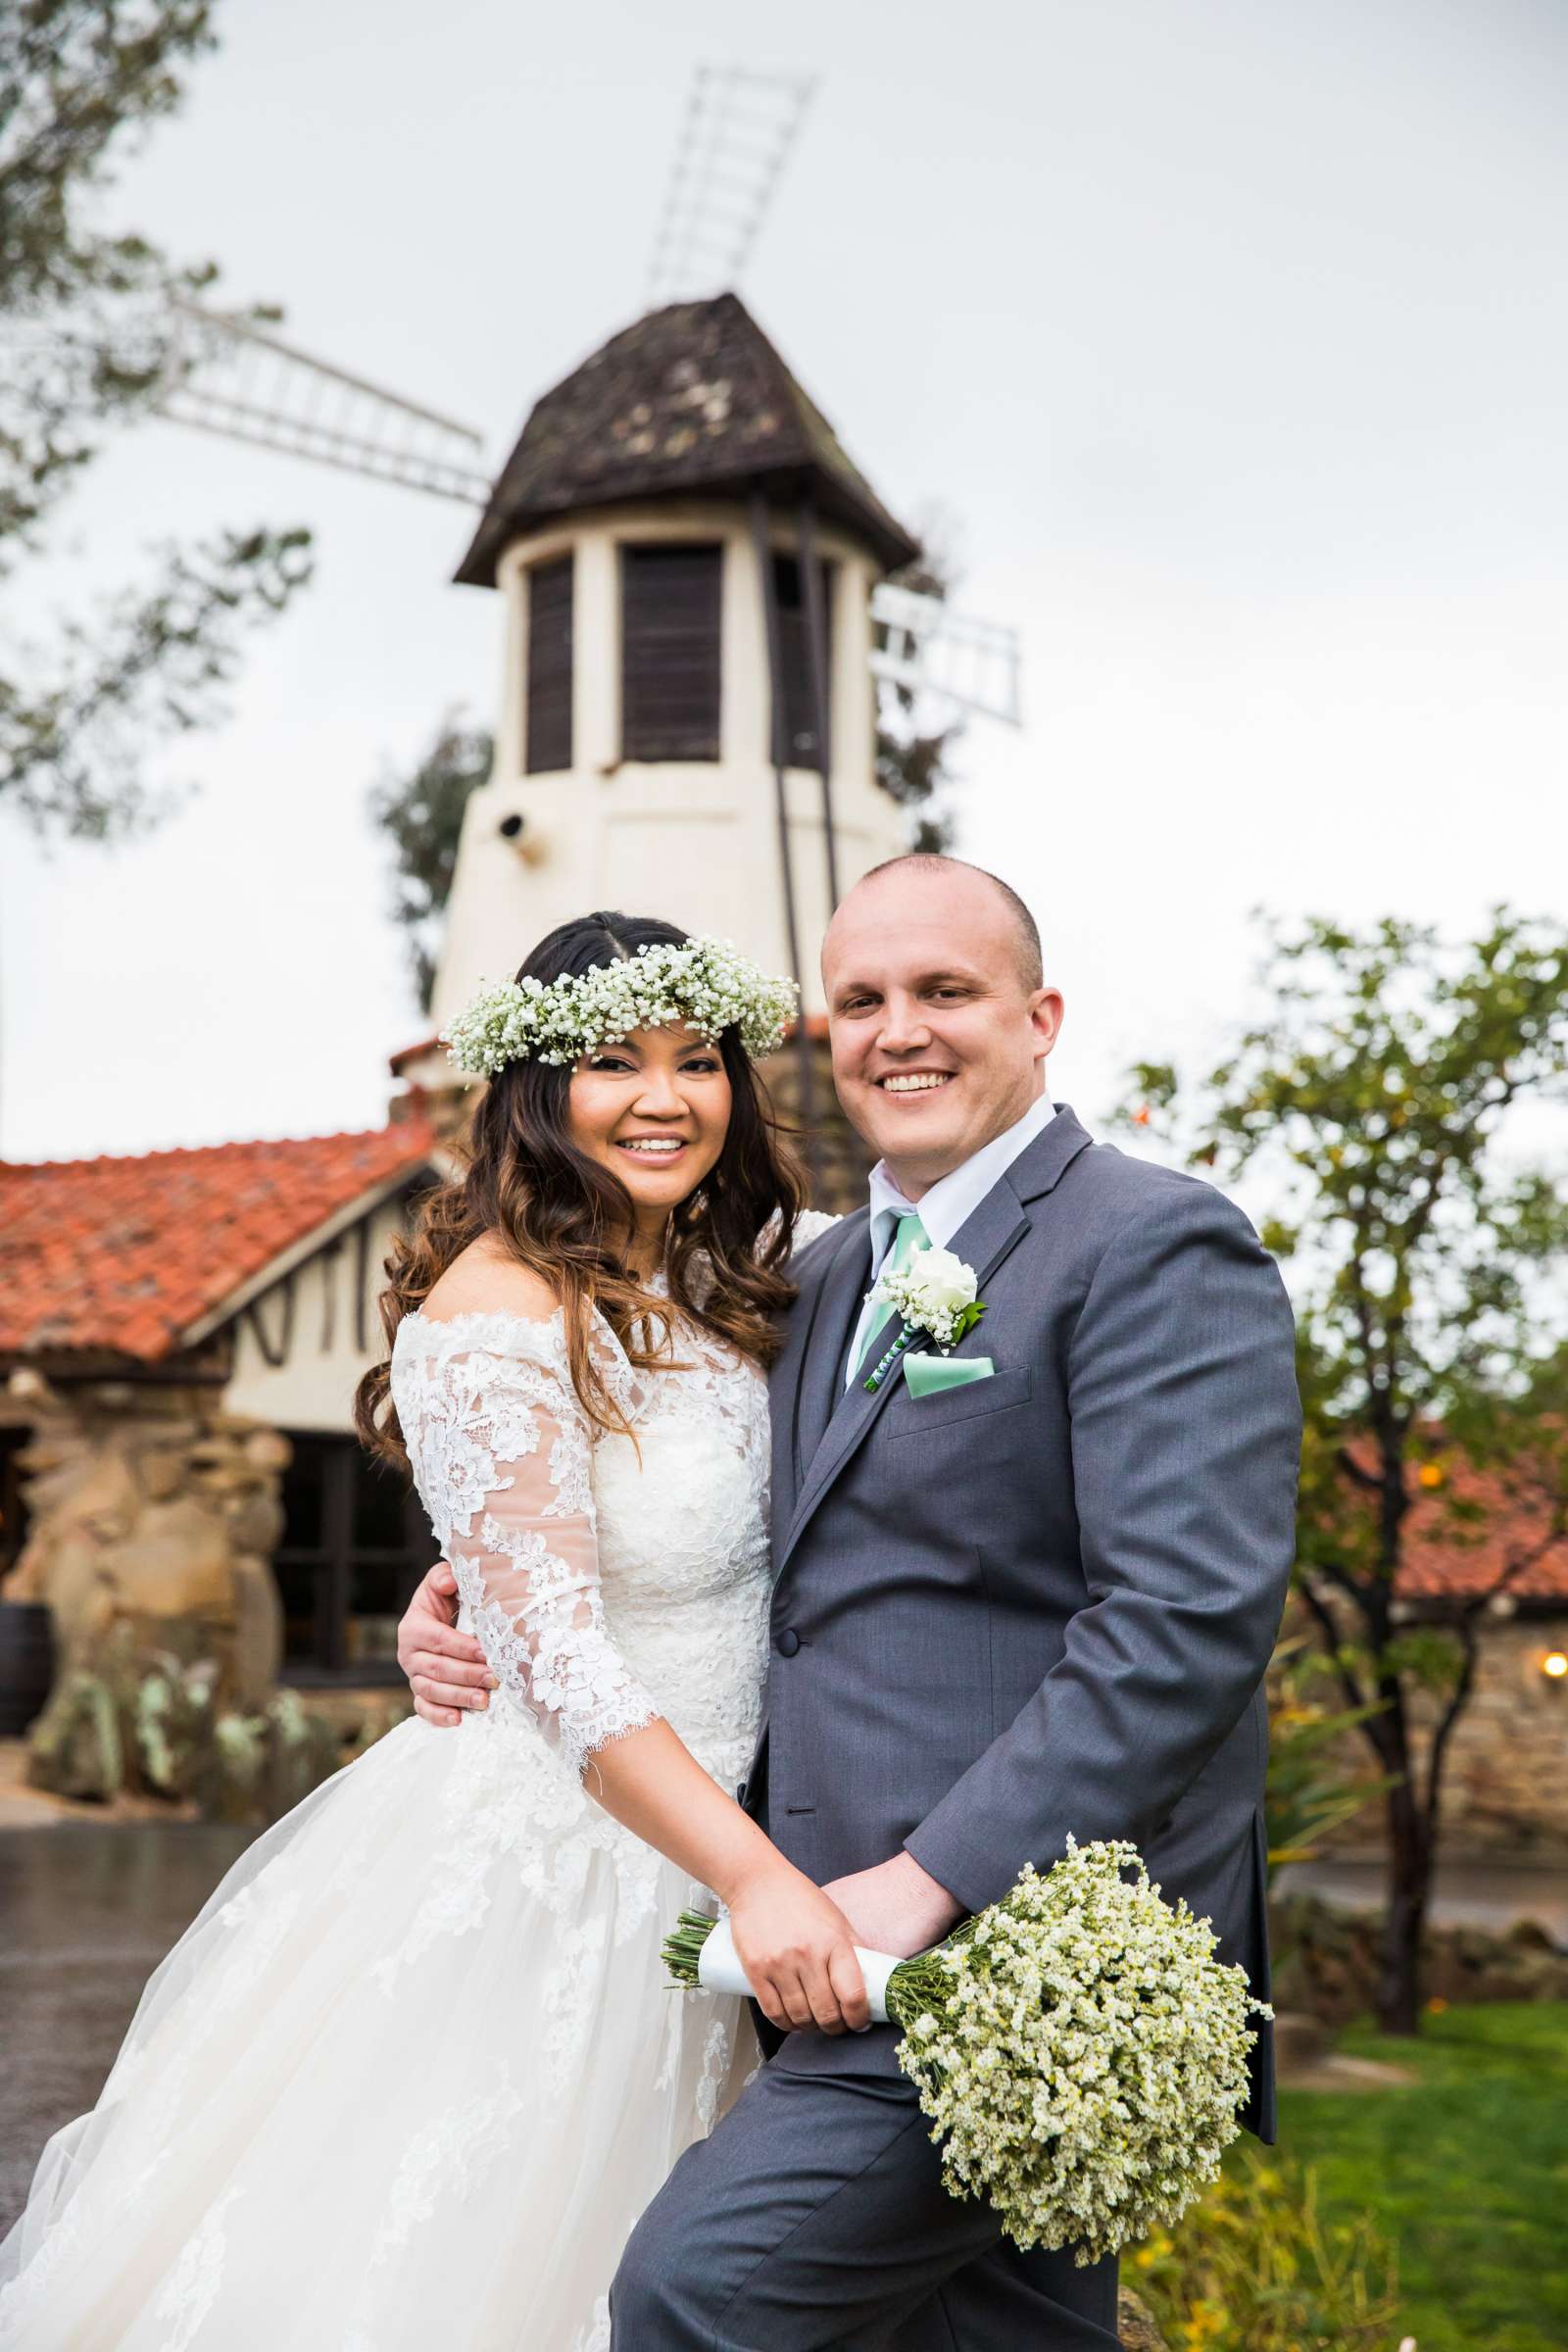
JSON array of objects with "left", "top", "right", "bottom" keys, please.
[{"left": 399, "top": 855, "right": 1300, "bottom": 2348}]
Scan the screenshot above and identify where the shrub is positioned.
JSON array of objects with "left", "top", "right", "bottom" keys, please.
[
  {"left": 1128, "top": 2143, "right": 1405, "bottom": 2352},
  {"left": 26, "top": 1630, "right": 410, "bottom": 1822}
]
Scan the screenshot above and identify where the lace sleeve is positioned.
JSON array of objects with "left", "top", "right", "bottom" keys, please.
[{"left": 439, "top": 1335, "right": 661, "bottom": 1779}]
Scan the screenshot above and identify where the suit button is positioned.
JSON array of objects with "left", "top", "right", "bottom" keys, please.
[{"left": 776, "top": 1629, "right": 801, "bottom": 1657}]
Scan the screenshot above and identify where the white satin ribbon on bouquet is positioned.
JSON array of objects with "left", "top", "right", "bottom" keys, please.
[{"left": 695, "top": 1914, "right": 900, "bottom": 2025}]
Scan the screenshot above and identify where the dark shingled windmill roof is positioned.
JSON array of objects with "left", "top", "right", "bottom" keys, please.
[{"left": 454, "top": 292, "right": 920, "bottom": 587}]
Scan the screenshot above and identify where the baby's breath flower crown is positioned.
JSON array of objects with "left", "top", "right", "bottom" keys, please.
[{"left": 441, "top": 937, "right": 799, "bottom": 1078}]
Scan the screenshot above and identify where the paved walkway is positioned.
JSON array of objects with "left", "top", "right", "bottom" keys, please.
[
  {"left": 0, "top": 1821, "right": 254, "bottom": 2233},
  {"left": 1278, "top": 1857, "right": 1568, "bottom": 1947}
]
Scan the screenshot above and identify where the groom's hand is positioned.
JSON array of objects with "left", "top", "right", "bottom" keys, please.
[
  {"left": 819, "top": 1853, "right": 964, "bottom": 1959},
  {"left": 398, "top": 1563, "right": 497, "bottom": 1727}
]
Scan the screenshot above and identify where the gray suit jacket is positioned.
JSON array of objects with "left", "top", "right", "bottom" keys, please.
[{"left": 744, "top": 1103, "right": 1301, "bottom": 2140}]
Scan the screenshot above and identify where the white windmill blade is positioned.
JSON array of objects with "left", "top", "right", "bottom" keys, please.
[
  {"left": 869, "top": 582, "right": 1023, "bottom": 728},
  {"left": 153, "top": 298, "right": 492, "bottom": 505},
  {"left": 646, "top": 65, "right": 817, "bottom": 310}
]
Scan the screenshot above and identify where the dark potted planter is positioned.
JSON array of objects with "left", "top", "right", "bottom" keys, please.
[{"left": 0, "top": 1601, "right": 55, "bottom": 1737}]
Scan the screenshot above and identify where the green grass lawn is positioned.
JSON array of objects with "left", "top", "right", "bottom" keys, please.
[{"left": 1276, "top": 2002, "right": 1568, "bottom": 2352}]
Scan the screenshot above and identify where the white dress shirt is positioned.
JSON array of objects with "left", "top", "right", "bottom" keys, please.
[{"left": 843, "top": 1092, "right": 1056, "bottom": 1385}]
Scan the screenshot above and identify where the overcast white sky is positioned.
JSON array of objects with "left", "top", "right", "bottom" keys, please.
[{"left": 3, "top": 0, "right": 1566, "bottom": 1173}]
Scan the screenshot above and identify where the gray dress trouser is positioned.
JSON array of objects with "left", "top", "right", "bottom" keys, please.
[{"left": 610, "top": 2030, "right": 1121, "bottom": 2351}]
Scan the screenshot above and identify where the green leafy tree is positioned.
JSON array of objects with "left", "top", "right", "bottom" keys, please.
[
  {"left": 368, "top": 712, "right": 493, "bottom": 1011},
  {"left": 0, "top": 0, "right": 311, "bottom": 837},
  {"left": 1128, "top": 909, "right": 1568, "bottom": 2034}
]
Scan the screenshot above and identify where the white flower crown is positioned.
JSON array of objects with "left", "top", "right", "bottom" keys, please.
[{"left": 441, "top": 935, "right": 800, "bottom": 1078}]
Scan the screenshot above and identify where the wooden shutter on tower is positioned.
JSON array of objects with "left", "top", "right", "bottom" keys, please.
[
  {"left": 525, "top": 554, "right": 574, "bottom": 774},
  {"left": 774, "top": 553, "right": 834, "bottom": 770},
  {"left": 620, "top": 544, "right": 723, "bottom": 761}
]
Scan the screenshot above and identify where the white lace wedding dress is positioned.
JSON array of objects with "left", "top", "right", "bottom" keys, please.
[{"left": 0, "top": 1239, "right": 831, "bottom": 2350}]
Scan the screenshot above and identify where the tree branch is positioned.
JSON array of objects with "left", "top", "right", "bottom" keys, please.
[{"left": 1295, "top": 1575, "right": 1371, "bottom": 1717}]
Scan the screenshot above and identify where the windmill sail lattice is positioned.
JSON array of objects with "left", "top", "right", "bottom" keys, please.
[
  {"left": 646, "top": 67, "right": 817, "bottom": 311},
  {"left": 155, "top": 299, "right": 491, "bottom": 505},
  {"left": 870, "top": 582, "right": 1022, "bottom": 728}
]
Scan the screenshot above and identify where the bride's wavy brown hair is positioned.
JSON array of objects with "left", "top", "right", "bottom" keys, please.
[{"left": 356, "top": 910, "right": 809, "bottom": 1471}]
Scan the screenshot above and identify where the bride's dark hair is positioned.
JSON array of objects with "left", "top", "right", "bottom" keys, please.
[{"left": 356, "top": 910, "right": 808, "bottom": 1470}]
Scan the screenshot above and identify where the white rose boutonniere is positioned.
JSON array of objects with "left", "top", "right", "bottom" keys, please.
[{"left": 864, "top": 1245, "right": 987, "bottom": 1391}]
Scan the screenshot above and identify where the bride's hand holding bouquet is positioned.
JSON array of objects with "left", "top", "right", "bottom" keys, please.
[
  {"left": 667, "top": 1837, "right": 1269, "bottom": 2266},
  {"left": 720, "top": 1853, "right": 872, "bottom": 2036}
]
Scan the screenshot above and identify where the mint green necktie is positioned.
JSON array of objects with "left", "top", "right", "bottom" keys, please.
[{"left": 851, "top": 1209, "right": 930, "bottom": 1383}]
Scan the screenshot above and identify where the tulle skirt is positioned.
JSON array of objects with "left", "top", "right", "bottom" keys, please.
[{"left": 0, "top": 1706, "right": 757, "bottom": 2350}]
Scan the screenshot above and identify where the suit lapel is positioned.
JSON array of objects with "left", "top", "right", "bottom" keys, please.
[
  {"left": 795, "top": 1216, "right": 873, "bottom": 1470},
  {"left": 768, "top": 1212, "right": 869, "bottom": 1543},
  {"left": 776, "top": 1105, "right": 1096, "bottom": 1574}
]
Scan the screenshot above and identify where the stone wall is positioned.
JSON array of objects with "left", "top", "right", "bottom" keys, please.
[
  {"left": 6, "top": 1369, "right": 288, "bottom": 1789},
  {"left": 1310, "top": 1612, "right": 1568, "bottom": 1859},
  {"left": 1271, "top": 1889, "right": 1568, "bottom": 2024}
]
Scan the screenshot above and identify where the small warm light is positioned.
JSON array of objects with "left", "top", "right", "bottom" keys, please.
[
  {"left": 1132, "top": 1105, "right": 1151, "bottom": 1128},
  {"left": 1544, "top": 1651, "right": 1568, "bottom": 1680},
  {"left": 1417, "top": 1463, "right": 1445, "bottom": 1491}
]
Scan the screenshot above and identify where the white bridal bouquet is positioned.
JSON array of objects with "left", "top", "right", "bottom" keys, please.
[{"left": 662, "top": 1837, "right": 1269, "bottom": 2264}]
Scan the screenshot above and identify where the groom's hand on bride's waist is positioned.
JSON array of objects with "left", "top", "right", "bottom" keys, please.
[
  {"left": 819, "top": 1853, "right": 964, "bottom": 1959},
  {"left": 398, "top": 1562, "right": 498, "bottom": 1728}
]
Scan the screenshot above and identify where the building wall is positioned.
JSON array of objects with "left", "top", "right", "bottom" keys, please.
[
  {"left": 428, "top": 500, "right": 903, "bottom": 1038},
  {"left": 223, "top": 1197, "right": 411, "bottom": 1436}
]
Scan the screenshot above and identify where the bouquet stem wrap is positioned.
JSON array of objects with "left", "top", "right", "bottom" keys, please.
[
  {"left": 690, "top": 1913, "right": 902, "bottom": 2022},
  {"left": 662, "top": 1837, "right": 1269, "bottom": 2265}
]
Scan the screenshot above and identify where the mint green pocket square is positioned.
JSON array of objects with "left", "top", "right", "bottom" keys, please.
[{"left": 902, "top": 1352, "right": 995, "bottom": 1399}]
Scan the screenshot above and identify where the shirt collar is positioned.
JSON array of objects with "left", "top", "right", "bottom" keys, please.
[{"left": 865, "top": 1092, "right": 1056, "bottom": 1265}]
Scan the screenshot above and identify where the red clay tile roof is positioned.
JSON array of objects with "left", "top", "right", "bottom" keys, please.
[
  {"left": 1396, "top": 1457, "right": 1568, "bottom": 1602},
  {"left": 388, "top": 1033, "right": 442, "bottom": 1075},
  {"left": 1330, "top": 1435, "right": 1568, "bottom": 1603},
  {"left": 0, "top": 1124, "right": 438, "bottom": 1365}
]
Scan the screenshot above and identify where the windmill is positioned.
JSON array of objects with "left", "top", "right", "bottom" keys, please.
[
  {"left": 140, "top": 68, "right": 1024, "bottom": 1169},
  {"left": 150, "top": 67, "right": 1021, "bottom": 736}
]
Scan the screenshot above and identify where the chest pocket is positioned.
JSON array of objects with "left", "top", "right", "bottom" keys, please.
[{"left": 882, "top": 1363, "right": 1034, "bottom": 1440}]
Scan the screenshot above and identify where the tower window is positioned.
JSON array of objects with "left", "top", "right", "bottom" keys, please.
[
  {"left": 620, "top": 543, "right": 722, "bottom": 762},
  {"left": 774, "top": 553, "right": 834, "bottom": 770},
  {"left": 525, "top": 554, "right": 574, "bottom": 774}
]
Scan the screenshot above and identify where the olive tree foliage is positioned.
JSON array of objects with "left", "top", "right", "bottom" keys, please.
[
  {"left": 0, "top": 0, "right": 311, "bottom": 838},
  {"left": 1129, "top": 909, "right": 1568, "bottom": 2035}
]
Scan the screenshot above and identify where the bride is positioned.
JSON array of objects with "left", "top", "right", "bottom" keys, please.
[{"left": 0, "top": 910, "right": 870, "bottom": 2351}]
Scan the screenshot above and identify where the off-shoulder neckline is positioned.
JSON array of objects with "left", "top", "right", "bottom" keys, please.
[
  {"left": 394, "top": 1222, "right": 835, "bottom": 1362},
  {"left": 397, "top": 1303, "right": 568, "bottom": 1346}
]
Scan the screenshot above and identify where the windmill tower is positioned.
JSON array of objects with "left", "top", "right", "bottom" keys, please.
[{"left": 395, "top": 291, "right": 922, "bottom": 1112}]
